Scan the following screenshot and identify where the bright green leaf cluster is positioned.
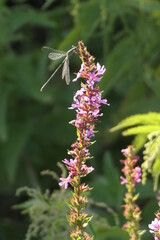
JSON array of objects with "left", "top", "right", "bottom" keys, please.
[{"left": 111, "top": 112, "right": 160, "bottom": 190}]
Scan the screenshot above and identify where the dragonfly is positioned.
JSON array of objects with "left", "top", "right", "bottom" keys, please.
[{"left": 40, "top": 45, "right": 77, "bottom": 92}]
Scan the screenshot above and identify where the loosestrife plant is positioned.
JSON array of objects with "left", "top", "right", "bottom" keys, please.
[
  {"left": 59, "top": 41, "right": 109, "bottom": 239},
  {"left": 120, "top": 145, "right": 142, "bottom": 240}
]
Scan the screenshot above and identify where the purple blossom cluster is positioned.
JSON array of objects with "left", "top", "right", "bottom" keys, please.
[{"left": 59, "top": 62, "right": 109, "bottom": 190}]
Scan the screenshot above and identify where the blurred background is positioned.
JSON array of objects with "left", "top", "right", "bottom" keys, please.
[{"left": 0, "top": 0, "right": 160, "bottom": 239}]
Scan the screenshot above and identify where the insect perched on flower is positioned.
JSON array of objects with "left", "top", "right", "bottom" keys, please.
[{"left": 40, "top": 45, "right": 77, "bottom": 91}]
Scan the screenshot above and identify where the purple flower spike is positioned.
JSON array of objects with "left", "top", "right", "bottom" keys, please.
[{"left": 59, "top": 41, "right": 109, "bottom": 239}]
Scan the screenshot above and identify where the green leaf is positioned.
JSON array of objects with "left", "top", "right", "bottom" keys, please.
[
  {"left": 110, "top": 112, "right": 160, "bottom": 133},
  {"left": 122, "top": 125, "right": 160, "bottom": 136},
  {"left": 105, "top": 227, "right": 129, "bottom": 240},
  {"left": 101, "top": 36, "right": 141, "bottom": 94},
  {"left": 129, "top": 0, "right": 160, "bottom": 12},
  {"left": 75, "top": 1, "right": 101, "bottom": 39},
  {"left": 132, "top": 134, "right": 147, "bottom": 152},
  {"left": 8, "top": 6, "right": 56, "bottom": 31},
  {"left": 142, "top": 131, "right": 160, "bottom": 189},
  {"left": 91, "top": 215, "right": 124, "bottom": 239},
  {"left": 91, "top": 151, "right": 123, "bottom": 208},
  {"left": 1, "top": 121, "right": 32, "bottom": 183}
]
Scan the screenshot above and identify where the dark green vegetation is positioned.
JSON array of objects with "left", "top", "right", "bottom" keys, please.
[{"left": 0, "top": 0, "right": 160, "bottom": 239}]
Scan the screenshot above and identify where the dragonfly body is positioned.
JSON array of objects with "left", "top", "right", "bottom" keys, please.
[{"left": 40, "top": 46, "right": 76, "bottom": 91}]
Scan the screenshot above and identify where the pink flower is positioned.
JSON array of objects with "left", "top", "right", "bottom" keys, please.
[
  {"left": 62, "top": 158, "right": 76, "bottom": 166},
  {"left": 84, "top": 128, "right": 95, "bottom": 141},
  {"left": 81, "top": 164, "right": 94, "bottom": 176},
  {"left": 120, "top": 176, "right": 128, "bottom": 185},
  {"left": 59, "top": 173, "right": 72, "bottom": 189},
  {"left": 62, "top": 158, "right": 78, "bottom": 175},
  {"left": 149, "top": 217, "right": 160, "bottom": 233},
  {"left": 154, "top": 236, "right": 159, "bottom": 240},
  {"left": 131, "top": 166, "right": 141, "bottom": 185},
  {"left": 121, "top": 148, "right": 130, "bottom": 157},
  {"left": 72, "top": 63, "right": 84, "bottom": 82},
  {"left": 97, "top": 63, "right": 106, "bottom": 75}
]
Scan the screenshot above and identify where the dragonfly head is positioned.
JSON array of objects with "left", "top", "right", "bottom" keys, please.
[{"left": 72, "top": 46, "right": 78, "bottom": 56}]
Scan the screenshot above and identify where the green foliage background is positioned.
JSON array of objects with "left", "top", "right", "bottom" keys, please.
[{"left": 0, "top": 0, "right": 160, "bottom": 239}]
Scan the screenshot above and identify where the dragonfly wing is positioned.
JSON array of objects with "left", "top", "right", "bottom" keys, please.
[
  {"left": 42, "top": 46, "right": 66, "bottom": 54},
  {"left": 62, "top": 59, "right": 66, "bottom": 79},
  {"left": 48, "top": 52, "right": 66, "bottom": 60},
  {"left": 62, "top": 57, "right": 70, "bottom": 85},
  {"left": 65, "top": 58, "right": 70, "bottom": 85},
  {"left": 42, "top": 46, "right": 66, "bottom": 60}
]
